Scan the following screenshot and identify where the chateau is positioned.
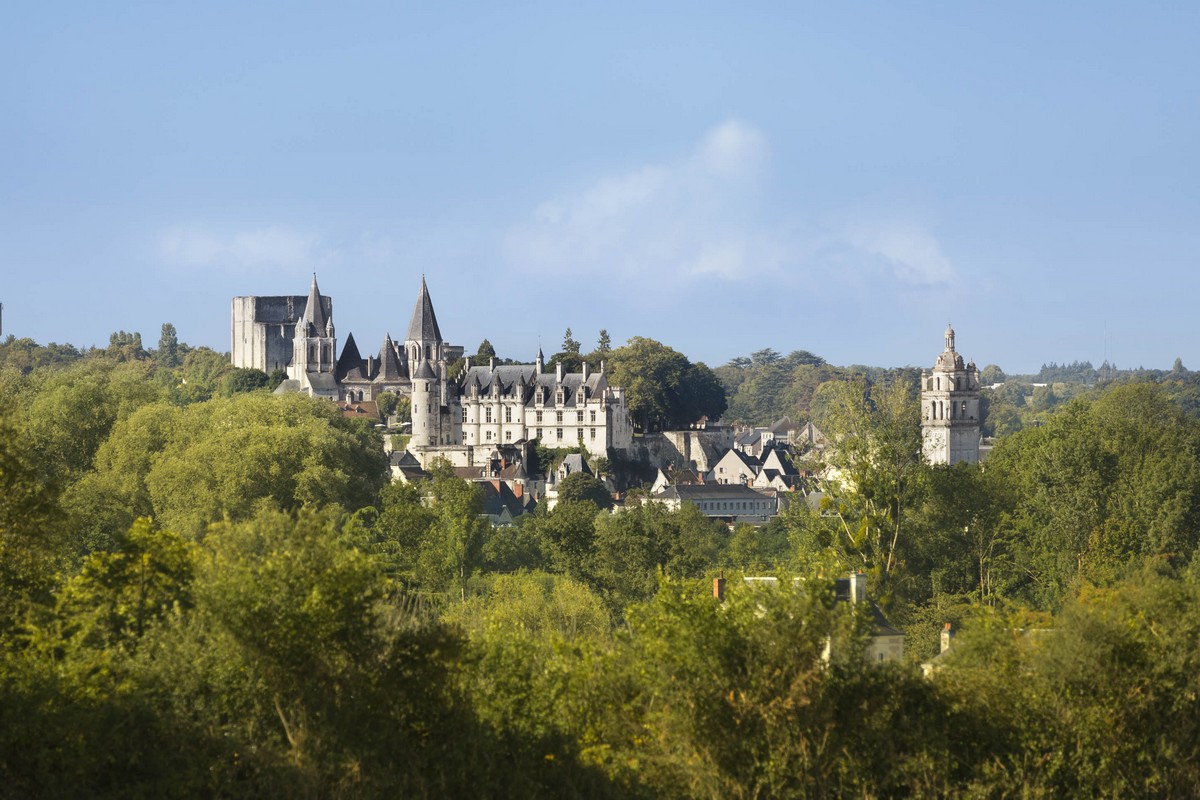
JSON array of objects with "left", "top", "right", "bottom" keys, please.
[
  {"left": 231, "top": 276, "right": 634, "bottom": 468},
  {"left": 920, "top": 324, "right": 981, "bottom": 465}
]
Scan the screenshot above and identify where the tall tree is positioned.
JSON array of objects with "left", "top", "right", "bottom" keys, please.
[
  {"left": 813, "top": 377, "right": 926, "bottom": 586},
  {"left": 157, "top": 323, "right": 180, "bottom": 368},
  {"left": 562, "top": 328, "right": 581, "bottom": 355}
]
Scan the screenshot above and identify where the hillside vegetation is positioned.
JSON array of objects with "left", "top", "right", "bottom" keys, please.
[{"left": 3, "top": 333, "right": 1200, "bottom": 796}]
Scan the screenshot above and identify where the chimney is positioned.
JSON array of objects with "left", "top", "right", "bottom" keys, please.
[
  {"left": 848, "top": 570, "right": 866, "bottom": 604},
  {"left": 940, "top": 622, "right": 954, "bottom": 654},
  {"left": 489, "top": 356, "right": 495, "bottom": 369},
  {"left": 713, "top": 575, "right": 726, "bottom": 602},
  {"left": 556, "top": 362, "right": 564, "bottom": 382},
  {"left": 582, "top": 361, "right": 590, "bottom": 380}
]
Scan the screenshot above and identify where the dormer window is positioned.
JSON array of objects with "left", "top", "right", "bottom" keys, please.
[{"left": 556, "top": 389, "right": 565, "bottom": 405}]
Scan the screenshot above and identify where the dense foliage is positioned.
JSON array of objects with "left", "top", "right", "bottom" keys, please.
[{"left": 4, "top": 334, "right": 1200, "bottom": 796}]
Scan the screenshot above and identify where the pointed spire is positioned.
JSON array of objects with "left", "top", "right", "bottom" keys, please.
[
  {"left": 405, "top": 275, "right": 443, "bottom": 345},
  {"left": 335, "top": 332, "right": 364, "bottom": 381},
  {"left": 377, "top": 335, "right": 404, "bottom": 380},
  {"left": 302, "top": 273, "right": 329, "bottom": 335}
]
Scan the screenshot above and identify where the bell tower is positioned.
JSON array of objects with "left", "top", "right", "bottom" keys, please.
[
  {"left": 921, "top": 324, "right": 980, "bottom": 465},
  {"left": 289, "top": 273, "right": 337, "bottom": 394}
]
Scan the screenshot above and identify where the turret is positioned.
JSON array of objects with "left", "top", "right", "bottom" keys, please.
[{"left": 404, "top": 276, "right": 443, "bottom": 371}]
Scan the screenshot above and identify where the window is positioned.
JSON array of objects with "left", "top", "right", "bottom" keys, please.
[
  {"left": 485, "top": 408, "right": 493, "bottom": 423},
  {"left": 556, "top": 411, "right": 563, "bottom": 423},
  {"left": 485, "top": 431, "right": 492, "bottom": 441},
  {"left": 577, "top": 411, "right": 584, "bottom": 423},
  {"left": 505, "top": 431, "right": 512, "bottom": 441},
  {"left": 590, "top": 410, "right": 596, "bottom": 423},
  {"left": 557, "top": 428, "right": 564, "bottom": 439},
  {"left": 505, "top": 407, "right": 512, "bottom": 423},
  {"left": 536, "top": 428, "right": 542, "bottom": 439},
  {"left": 536, "top": 411, "right": 542, "bottom": 423},
  {"left": 590, "top": 428, "right": 596, "bottom": 439}
]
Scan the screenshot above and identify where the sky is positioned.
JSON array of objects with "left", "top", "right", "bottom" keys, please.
[{"left": 2, "top": 2, "right": 1198, "bottom": 374}]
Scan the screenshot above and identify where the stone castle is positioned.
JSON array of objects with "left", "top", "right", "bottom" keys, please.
[{"left": 232, "top": 275, "right": 634, "bottom": 468}]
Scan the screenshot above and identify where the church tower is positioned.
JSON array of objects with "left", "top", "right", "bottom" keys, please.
[
  {"left": 403, "top": 276, "right": 444, "bottom": 375},
  {"left": 921, "top": 324, "right": 981, "bottom": 465},
  {"left": 288, "top": 274, "right": 337, "bottom": 396}
]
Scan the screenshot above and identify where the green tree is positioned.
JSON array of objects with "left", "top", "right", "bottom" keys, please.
[
  {"left": 419, "top": 461, "right": 490, "bottom": 599},
  {"left": 107, "top": 330, "right": 146, "bottom": 361},
  {"left": 596, "top": 329, "right": 611, "bottom": 356},
  {"left": 74, "top": 393, "right": 388, "bottom": 541},
  {"left": 556, "top": 472, "right": 613, "bottom": 509},
  {"left": 814, "top": 377, "right": 927, "bottom": 588},
  {"left": 221, "top": 367, "right": 270, "bottom": 395},
  {"left": 562, "top": 328, "right": 581, "bottom": 355},
  {"left": 0, "top": 420, "right": 66, "bottom": 631},
  {"left": 608, "top": 337, "right": 727, "bottom": 431},
  {"left": 156, "top": 323, "right": 180, "bottom": 368},
  {"left": 476, "top": 339, "right": 497, "bottom": 360}
]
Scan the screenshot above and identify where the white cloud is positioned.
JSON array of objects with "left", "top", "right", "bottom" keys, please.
[
  {"left": 843, "top": 220, "right": 956, "bottom": 285},
  {"left": 694, "top": 119, "right": 768, "bottom": 178},
  {"left": 159, "top": 225, "right": 323, "bottom": 272},
  {"left": 505, "top": 119, "right": 777, "bottom": 283}
]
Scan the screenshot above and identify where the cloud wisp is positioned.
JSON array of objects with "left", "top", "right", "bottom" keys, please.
[
  {"left": 505, "top": 119, "right": 958, "bottom": 291},
  {"left": 159, "top": 225, "right": 325, "bottom": 273},
  {"left": 506, "top": 119, "right": 780, "bottom": 282}
]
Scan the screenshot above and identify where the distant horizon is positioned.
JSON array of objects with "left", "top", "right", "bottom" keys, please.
[{"left": 1, "top": 283, "right": 1178, "bottom": 378}]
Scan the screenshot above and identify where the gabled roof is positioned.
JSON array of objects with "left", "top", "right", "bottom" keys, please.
[
  {"left": 715, "top": 447, "right": 760, "bottom": 473},
  {"left": 335, "top": 332, "right": 365, "bottom": 381},
  {"left": 479, "top": 480, "right": 528, "bottom": 520},
  {"left": 761, "top": 447, "right": 799, "bottom": 476},
  {"left": 558, "top": 453, "right": 592, "bottom": 477},
  {"left": 405, "top": 276, "right": 442, "bottom": 344}
]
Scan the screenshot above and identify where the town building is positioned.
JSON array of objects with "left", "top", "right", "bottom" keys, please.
[
  {"left": 651, "top": 483, "right": 777, "bottom": 524},
  {"left": 921, "top": 324, "right": 981, "bottom": 465}
]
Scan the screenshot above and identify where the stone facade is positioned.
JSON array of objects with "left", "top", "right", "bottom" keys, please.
[
  {"left": 921, "top": 324, "right": 981, "bottom": 465},
  {"left": 231, "top": 293, "right": 332, "bottom": 374}
]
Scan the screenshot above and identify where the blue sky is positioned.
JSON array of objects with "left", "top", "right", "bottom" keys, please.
[{"left": 3, "top": 2, "right": 1198, "bottom": 373}]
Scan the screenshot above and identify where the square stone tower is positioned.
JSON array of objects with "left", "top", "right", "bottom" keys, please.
[{"left": 921, "top": 325, "right": 981, "bottom": 465}]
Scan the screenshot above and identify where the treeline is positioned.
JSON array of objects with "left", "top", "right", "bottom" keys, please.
[{"left": 5, "top": 336, "right": 1200, "bottom": 794}]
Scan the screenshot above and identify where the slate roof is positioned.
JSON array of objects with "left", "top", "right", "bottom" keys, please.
[
  {"left": 459, "top": 363, "right": 608, "bottom": 406},
  {"left": 413, "top": 359, "right": 436, "bottom": 380},
  {"left": 654, "top": 484, "right": 770, "bottom": 503},
  {"left": 335, "top": 332, "right": 365, "bottom": 381},
  {"left": 405, "top": 276, "right": 442, "bottom": 344},
  {"left": 376, "top": 334, "right": 405, "bottom": 381},
  {"left": 558, "top": 453, "right": 592, "bottom": 478},
  {"left": 301, "top": 273, "right": 330, "bottom": 335}
]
